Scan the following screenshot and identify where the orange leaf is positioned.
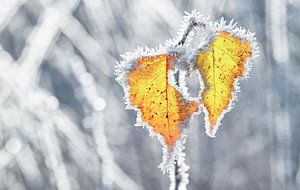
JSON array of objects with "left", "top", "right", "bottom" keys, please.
[
  {"left": 128, "top": 54, "right": 198, "bottom": 149},
  {"left": 196, "top": 31, "right": 252, "bottom": 136}
]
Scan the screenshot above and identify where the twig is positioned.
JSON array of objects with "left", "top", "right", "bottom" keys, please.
[
  {"left": 169, "top": 70, "right": 189, "bottom": 190},
  {"left": 174, "top": 160, "right": 180, "bottom": 190},
  {"left": 169, "top": 17, "right": 206, "bottom": 188},
  {"left": 169, "top": 152, "right": 189, "bottom": 190},
  {"left": 177, "top": 21, "right": 206, "bottom": 46},
  {"left": 0, "top": 0, "right": 27, "bottom": 32}
]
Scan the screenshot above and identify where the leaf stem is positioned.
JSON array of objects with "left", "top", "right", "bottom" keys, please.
[
  {"left": 177, "top": 19, "right": 206, "bottom": 46},
  {"left": 168, "top": 71, "right": 189, "bottom": 190},
  {"left": 169, "top": 153, "right": 189, "bottom": 190},
  {"left": 169, "top": 14, "right": 207, "bottom": 190},
  {"left": 174, "top": 160, "right": 180, "bottom": 190}
]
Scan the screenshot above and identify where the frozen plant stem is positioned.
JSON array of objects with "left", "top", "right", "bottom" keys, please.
[
  {"left": 174, "top": 72, "right": 181, "bottom": 190},
  {"left": 174, "top": 160, "right": 180, "bottom": 190},
  {"left": 168, "top": 15, "right": 205, "bottom": 189},
  {"left": 168, "top": 71, "right": 189, "bottom": 190},
  {"left": 178, "top": 21, "right": 206, "bottom": 46},
  {"left": 169, "top": 152, "right": 189, "bottom": 190},
  {"left": 177, "top": 13, "right": 207, "bottom": 46}
]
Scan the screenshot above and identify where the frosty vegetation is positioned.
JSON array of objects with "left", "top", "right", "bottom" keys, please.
[
  {"left": 116, "top": 10, "right": 258, "bottom": 182},
  {"left": 0, "top": 0, "right": 299, "bottom": 190}
]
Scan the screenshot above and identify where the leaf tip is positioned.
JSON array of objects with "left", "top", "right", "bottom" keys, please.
[{"left": 205, "top": 125, "right": 218, "bottom": 138}]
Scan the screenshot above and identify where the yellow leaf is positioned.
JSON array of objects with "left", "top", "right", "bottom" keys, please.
[
  {"left": 128, "top": 54, "right": 198, "bottom": 149},
  {"left": 196, "top": 31, "right": 252, "bottom": 136}
]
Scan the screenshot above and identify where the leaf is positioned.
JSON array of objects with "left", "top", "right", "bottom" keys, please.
[
  {"left": 196, "top": 31, "right": 252, "bottom": 137},
  {"left": 128, "top": 54, "right": 198, "bottom": 149}
]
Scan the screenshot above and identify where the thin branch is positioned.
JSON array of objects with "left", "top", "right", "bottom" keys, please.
[
  {"left": 174, "top": 160, "right": 180, "bottom": 190},
  {"left": 0, "top": 0, "right": 27, "bottom": 32},
  {"left": 169, "top": 153, "right": 189, "bottom": 190},
  {"left": 18, "top": 0, "right": 80, "bottom": 78},
  {"left": 177, "top": 21, "right": 206, "bottom": 46},
  {"left": 169, "top": 70, "right": 190, "bottom": 190}
]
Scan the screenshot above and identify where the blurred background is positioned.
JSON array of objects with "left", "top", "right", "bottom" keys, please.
[{"left": 0, "top": 0, "right": 299, "bottom": 189}]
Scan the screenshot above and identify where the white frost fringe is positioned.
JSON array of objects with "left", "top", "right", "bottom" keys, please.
[{"left": 115, "top": 10, "right": 259, "bottom": 173}]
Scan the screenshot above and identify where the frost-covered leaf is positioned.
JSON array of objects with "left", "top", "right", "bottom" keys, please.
[
  {"left": 195, "top": 19, "right": 258, "bottom": 137},
  {"left": 128, "top": 54, "right": 198, "bottom": 148},
  {"left": 115, "top": 47, "right": 199, "bottom": 172}
]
